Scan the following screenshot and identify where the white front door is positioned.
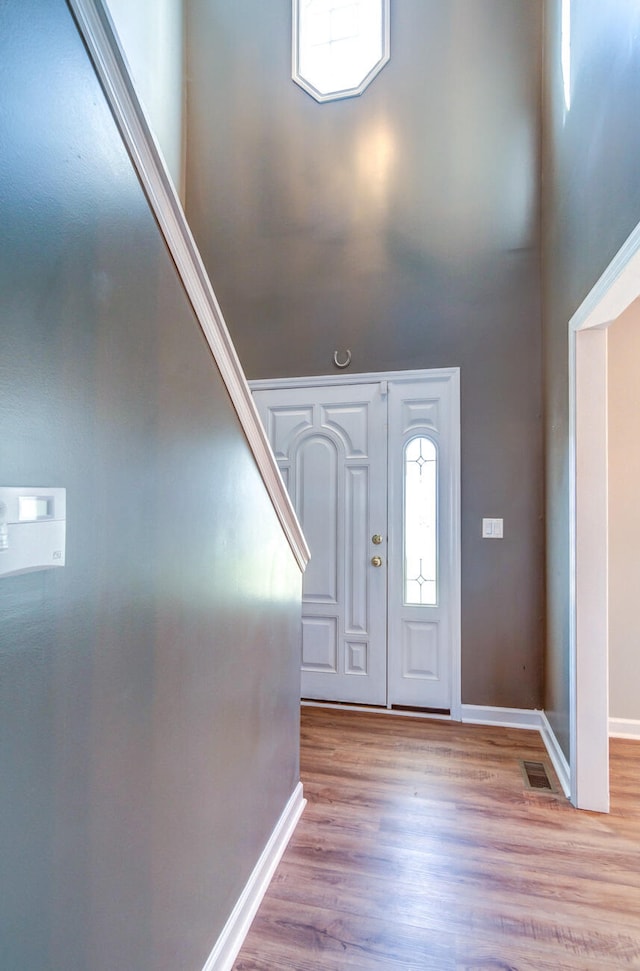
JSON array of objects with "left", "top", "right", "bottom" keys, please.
[
  {"left": 252, "top": 382, "right": 388, "bottom": 704},
  {"left": 252, "top": 369, "right": 460, "bottom": 713}
]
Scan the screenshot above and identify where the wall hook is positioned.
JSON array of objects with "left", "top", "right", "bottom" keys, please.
[{"left": 333, "top": 349, "right": 352, "bottom": 369}]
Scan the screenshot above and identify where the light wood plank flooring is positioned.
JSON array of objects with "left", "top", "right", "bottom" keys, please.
[{"left": 234, "top": 706, "right": 640, "bottom": 970}]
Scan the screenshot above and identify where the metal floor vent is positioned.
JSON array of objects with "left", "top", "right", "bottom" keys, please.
[{"left": 520, "top": 760, "right": 554, "bottom": 792}]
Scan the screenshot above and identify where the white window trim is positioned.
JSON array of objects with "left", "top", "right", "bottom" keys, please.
[{"left": 292, "top": 0, "right": 390, "bottom": 103}]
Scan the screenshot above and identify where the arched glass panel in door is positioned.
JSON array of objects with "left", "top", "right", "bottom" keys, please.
[{"left": 404, "top": 436, "right": 437, "bottom": 606}]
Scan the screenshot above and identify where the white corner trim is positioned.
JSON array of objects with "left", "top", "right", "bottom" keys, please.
[
  {"left": 66, "top": 0, "right": 309, "bottom": 574},
  {"left": 539, "top": 712, "right": 571, "bottom": 798},
  {"left": 570, "top": 221, "right": 640, "bottom": 332},
  {"left": 460, "top": 705, "right": 544, "bottom": 731},
  {"left": 609, "top": 717, "right": 640, "bottom": 740},
  {"left": 201, "top": 782, "right": 306, "bottom": 971}
]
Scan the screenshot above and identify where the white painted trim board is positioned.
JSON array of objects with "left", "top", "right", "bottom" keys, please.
[
  {"left": 567, "top": 221, "right": 640, "bottom": 812},
  {"left": 201, "top": 782, "right": 306, "bottom": 971},
  {"left": 609, "top": 718, "right": 640, "bottom": 740},
  {"left": 539, "top": 711, "right": 571, "bottom": 799},
  {"left": 67, "top": 0, "right": 309, "bottom": 574},
  {"left": 570, "top": 326, "right": 610, "bottom": 812},
  {"left": 460, "top": 704, "right": 543, "bottom": 731}
]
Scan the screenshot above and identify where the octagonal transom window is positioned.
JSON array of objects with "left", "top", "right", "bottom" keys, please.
[{"left": 292, "top": 0, "right": 390, "bottom": 103}]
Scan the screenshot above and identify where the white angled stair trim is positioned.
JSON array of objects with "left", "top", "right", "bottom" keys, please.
[
  {"left": 66, "top": 0, "right": 309, "bottom": 573},
  {"left": 609, "top": 717, "right": 640, "bottom": 740},
  {"left": 201, "top": 782, "right": 306, "bottom": 971}
]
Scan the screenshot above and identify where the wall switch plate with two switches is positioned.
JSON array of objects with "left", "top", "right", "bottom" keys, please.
[{"left": 482, "top": 518, "right": 504, "bottom": 539}]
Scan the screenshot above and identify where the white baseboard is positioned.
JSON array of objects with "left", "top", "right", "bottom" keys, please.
[
  {"left": 301, "top": 700, "right": 452, "bottom": 721},
  {"left": 609, "top": 717, "right": 640, "bottom": 740},
  {"left": 539, "top": 711, "right": 571, "bottom": 798},
  {"left": 202, "top": 782, "right": 306, "bottom": 971},
  {"left": 460, "top": 704, "right": 543, "bottom": 731}
]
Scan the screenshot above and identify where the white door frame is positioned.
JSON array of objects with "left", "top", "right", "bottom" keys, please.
[
  {"left": 251, "top": 368, "right": 462, "bottom": 721},
  {"left": 569, "top": 222, "right": 640, "bottom": 811}
]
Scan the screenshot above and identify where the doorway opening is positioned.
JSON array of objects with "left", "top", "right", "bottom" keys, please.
[{"left": 570, "top": 222, "right": 640, "bottom": 811}]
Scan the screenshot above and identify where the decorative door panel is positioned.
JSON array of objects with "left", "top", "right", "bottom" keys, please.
[
  {"left": 297, "top": 436, "right": 338, "bottom": 602},
  {"left": 253, "top": 383, "right": 388, "bottom": 705},
  {"left": 401, "top": 621, "right": 440, "bottom": 680},
  {"left": 301, "top": 616, "right": 337, "bottom": 671}
]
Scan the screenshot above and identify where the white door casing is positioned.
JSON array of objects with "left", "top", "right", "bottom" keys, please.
[
  {"left": 387, "top": 375, "right": 458, "bottom": 710},
  {"left": 252, "top": 369, "right": 461, "bottom": 716}
]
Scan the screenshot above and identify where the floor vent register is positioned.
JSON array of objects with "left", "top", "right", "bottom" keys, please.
[{"left": 520, "top": 759, "right": 554, "bottom": 792}]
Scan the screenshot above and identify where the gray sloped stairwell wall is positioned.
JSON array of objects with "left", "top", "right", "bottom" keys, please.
[{"left": 0, "top": 2, "right": 302, "bottom": 968}]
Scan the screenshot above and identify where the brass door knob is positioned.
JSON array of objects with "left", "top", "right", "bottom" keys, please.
[
  {"left": 371, "top": 556, "right": 383, "bottom": 567},
  {"left": 372, "top": 534, "right": 383, "bottom": 545}
]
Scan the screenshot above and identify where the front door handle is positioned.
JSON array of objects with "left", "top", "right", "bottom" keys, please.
[{"left": 371, "top": 556, "right": 383, "bottom": 567}]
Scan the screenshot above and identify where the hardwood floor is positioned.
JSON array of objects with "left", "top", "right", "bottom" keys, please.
[{"left": 234, "top": 706, "right": 640, "bottom": 971}]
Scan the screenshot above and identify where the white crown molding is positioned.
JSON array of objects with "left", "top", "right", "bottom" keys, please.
[
  {"left": 66, "top": 0, "right": 309, "bottom": 573},
  {"left": 201, "top": 782, "right": 306, "bottom": 971}
]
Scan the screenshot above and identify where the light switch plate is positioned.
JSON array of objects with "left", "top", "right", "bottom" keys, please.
[
  {"left": 0, "top": 487, "right": 66, "bottom": 577},
  {"left": 482, "top": 518, "right": 503, "bottom": 538}
]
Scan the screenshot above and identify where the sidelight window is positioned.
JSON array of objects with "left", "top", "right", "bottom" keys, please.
[{"left": 404, "top": 436, "right": 437, "bottom": 606}]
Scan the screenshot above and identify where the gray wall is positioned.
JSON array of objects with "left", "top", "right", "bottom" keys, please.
[
  {"left": 186, "top": 0, "right": 544, "bottom": 708},
  {"left": 0, "top": 3, "right": 301, "bottom": 969},
  {"left": 106, "top": 0, "right": 185, "bottom": 195},
  {"left": 542, "top": 0, "right": 640, "bottom": 755}
]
